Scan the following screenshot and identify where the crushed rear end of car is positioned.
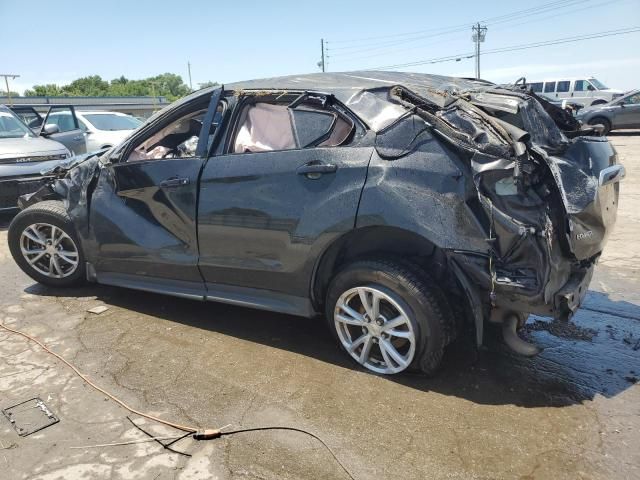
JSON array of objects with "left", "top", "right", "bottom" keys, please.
[{"left": 378, "top": 80, "right": 623, "bottom": 354}]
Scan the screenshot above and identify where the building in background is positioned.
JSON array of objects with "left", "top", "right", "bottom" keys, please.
[{"left": 0, "top": 96, "right": 170, "bottom": 119}]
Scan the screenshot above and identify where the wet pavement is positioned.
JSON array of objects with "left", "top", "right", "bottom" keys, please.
[{"left": 0, "top": 133, "right": 639, "bottom": 479}]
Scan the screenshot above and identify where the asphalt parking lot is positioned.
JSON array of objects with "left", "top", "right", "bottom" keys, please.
[{"left": 1, "top": 133, "right": 639, "bottom": 480}]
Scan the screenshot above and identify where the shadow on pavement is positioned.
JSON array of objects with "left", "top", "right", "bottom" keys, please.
[{"left": 25, "top": 281, "right": 640, "bottom": 409}]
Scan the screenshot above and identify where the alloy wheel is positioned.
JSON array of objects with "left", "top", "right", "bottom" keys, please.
[
  {"left": 334, "top": 286, "right": 416, "bottom": 374},
  {"left": 19, "top": 223, "right": 79, "bottom": 278}
]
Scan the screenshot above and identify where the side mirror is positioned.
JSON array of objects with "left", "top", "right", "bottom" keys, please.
[
  {"left": 587, "top": 85, "right": 595, "bottom": 91},
  {"left": 41, "top": 124, "right": 60, "bottom": 136}
]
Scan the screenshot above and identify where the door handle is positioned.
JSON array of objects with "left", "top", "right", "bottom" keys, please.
[
  {"left": 160, "top": 177, "right": 190, "bottom": 188},
  {"left": 296, "top": 162, "right": 337, "bottom": 178},
  {"left": 73, "top": 135, "right": 84, "bottom": 141}
]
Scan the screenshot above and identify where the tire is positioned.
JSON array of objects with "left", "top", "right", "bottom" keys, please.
[
  {"left": 8, "top": 200, "right": 86, "bottom": 287},
  {"left": 325, "top": 258, "right": 452, "bottom": 376},
  {"left": 588, "top": 116, "right": 611, "bottom": 135},
  {"left": 591, "top": 99, "right": 607, "bottom": 106}
]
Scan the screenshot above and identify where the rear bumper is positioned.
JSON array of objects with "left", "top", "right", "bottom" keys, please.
[
  {"left": 0, "top": 176, "right": 54, "bottom": 211},
  {"left": 552, "top": 265, "right": 594, "bottom": 320}
]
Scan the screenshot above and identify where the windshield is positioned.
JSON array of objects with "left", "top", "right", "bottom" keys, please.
[
  {"left": 83, "top": 113, "right": 142, "bottom": 131},
  {"left": 589, "top": 78, "right": 608, "bottom": 90},
  {"left": 0, "top": 110, "right": 36, "bottom": 139}
]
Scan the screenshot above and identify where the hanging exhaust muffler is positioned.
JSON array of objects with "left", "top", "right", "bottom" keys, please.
[{"left": 502, "top": 314, "right": 541, "bottom": 357}]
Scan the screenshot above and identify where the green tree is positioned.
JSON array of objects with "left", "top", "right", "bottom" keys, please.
[
  {"left": 24, "top": 73, "right": 197, "bottom": 101},
  {"left": 63, "top": 75, "right": 110, "bottom": 96},
  {"left": 24, "top": 84, "right": 64, "bottom": 96}
]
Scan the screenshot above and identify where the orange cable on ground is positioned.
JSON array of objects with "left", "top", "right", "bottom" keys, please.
[
  {"left": 0, "top": 321, "right": 198, "bottom": 433},
  {"left": 0, "top": 320, "right": 356, "bottom": 479}
]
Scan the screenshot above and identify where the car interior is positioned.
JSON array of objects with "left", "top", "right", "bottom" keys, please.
[
  {"left": 128, "top": 109, "right": 206, "bottom": 161},
  {"left": 232, "top": 97, "right": 355, "bottom": 154},
  {"left": 125, "top": 92, "right": 356, "bottom": 162}
]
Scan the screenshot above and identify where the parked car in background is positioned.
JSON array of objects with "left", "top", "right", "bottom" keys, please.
[
  {"left": 575, "top": 89, "right": 640, "bottom": 134},
  {"left": 0, "top": 105, "right": 70, "bottom": 211},
  {"left": 10, "top": 105, "right": 87, "bottom": 155},
  {"left": 61, "top": 110, "right": 142, "bottom": 152},
  {"left": 7, "top": 72, "right": 624, "bottom": 376},
  {"left": 526, "top": 77, "right": 624, "bottom": 106}
]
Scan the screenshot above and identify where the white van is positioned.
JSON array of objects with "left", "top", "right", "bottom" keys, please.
[{"left": 526, "top": 77, "right": 624, "bottom": 107}]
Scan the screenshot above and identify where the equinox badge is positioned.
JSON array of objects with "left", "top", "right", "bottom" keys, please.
[{"left": 576, "top": 230, "right": 594, "bottom": 241}]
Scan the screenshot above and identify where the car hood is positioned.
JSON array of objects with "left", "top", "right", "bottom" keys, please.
[
  {"left": 0, "top": 136, "right": 68, "bottom": 160},
  {"left": 576, "top": 104, "right": 616, "bottom": 116}
]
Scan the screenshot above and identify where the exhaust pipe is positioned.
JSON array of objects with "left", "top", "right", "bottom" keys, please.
[{"left": 502, "top": 314, "right": 541, "bottom": 357}]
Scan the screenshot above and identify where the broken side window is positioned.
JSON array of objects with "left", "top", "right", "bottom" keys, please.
[
  {"left": 232, "top": 100, "right": 354, "bottom": 154},
  {"left": 128, "top": 109, "right": 207, "bottom": 161}
]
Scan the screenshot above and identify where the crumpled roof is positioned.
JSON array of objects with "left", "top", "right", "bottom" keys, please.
[
  {"left": 227, "top": 71, "right": 485, "bottom": 96},
  {"left": 226, "top": 71, "right": 492, "bottom": 131}
]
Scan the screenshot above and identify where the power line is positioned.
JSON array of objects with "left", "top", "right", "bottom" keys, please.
[
  {"left": 327, "top": 0, "right": 586, "bottom": 48},
  {"left": 326, "top": 0, "right": 589, "bottom": 60},
  {"left": 327, "top": 0, "right": 622, "bottom": 65},
  {"left": 368, "top": 26, "right": 639, "bottom": 70}
]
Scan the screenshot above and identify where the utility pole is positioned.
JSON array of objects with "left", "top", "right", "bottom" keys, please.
[
  {"left": 149, "top": 80, "right": 160, "bottom": 111},
  {"left": 187, "top": 61, "right": 193, "bottom": 91},
  {"left": 471, "top": 23, "right": 487, "bottom": 79},
  {"left": 318, "top": 38, "right": 326, "bottom": 72},
  {"left": 1, "top": 73, "right": 20, "bottom": 106}
]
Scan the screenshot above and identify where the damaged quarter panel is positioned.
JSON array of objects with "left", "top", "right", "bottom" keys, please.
[
  {"left": 357, "top": 115, "right": 488, "bottom": 252},
  {"left": 540, "top": 137, "right": 619, "bottom": 260}
]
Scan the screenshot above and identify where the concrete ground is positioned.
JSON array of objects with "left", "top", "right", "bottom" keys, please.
[{"left": 1, "top": 133, "right": 639, "bottom": 480}]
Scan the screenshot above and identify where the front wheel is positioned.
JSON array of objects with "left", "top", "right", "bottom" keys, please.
[
  {"left": 325, "top": 258, "right": 452, "bottom": 375},
  {"left": 8, "top": 200, "right": 86, "bottom": 287}
]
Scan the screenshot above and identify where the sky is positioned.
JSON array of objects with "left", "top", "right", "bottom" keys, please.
[{"left": 1, "top": 0, "right": 639, "bottom": 94}]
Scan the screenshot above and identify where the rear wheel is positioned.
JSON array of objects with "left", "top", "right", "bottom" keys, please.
[
  {"left": 325, "top": 258, "right": 451, "bottom": 375},
  {"left": 588, "top": 116, "right": 611, "bottom": 135},
  {"left": 8, "top": 201, "right": 85, "bottom": 287}
]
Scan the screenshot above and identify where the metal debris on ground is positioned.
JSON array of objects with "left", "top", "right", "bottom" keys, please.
[
  {"left": 87, "top": 305, "right": 109, "bottom": 314},
  {"left": 2, "top": 397, "right": 59, "bottom": 437}
]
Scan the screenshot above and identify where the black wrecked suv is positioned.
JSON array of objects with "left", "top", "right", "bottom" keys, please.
[{"left": 7, "top": 72, "right": 624, "bottom": 375}]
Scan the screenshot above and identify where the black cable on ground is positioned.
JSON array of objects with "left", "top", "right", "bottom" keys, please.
[{"left": 218, "top": 426, "right": 356, "bottom": 480}]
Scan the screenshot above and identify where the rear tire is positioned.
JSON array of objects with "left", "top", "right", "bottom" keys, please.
[
  {"left": 325, "top": 258, "right": 452, "bottom": 375},
  {"left": 588, "top": 116, "right": 611, "bottom": 135},
  {"left": 8, "top": 201, "right": 86, "bottom": 287}
]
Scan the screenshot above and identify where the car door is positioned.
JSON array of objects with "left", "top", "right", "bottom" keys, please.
[
  {"left": 42, "top": 106, "right": 87, "bottom": 154},
  {"left": 87, "top": 88, "right": 222, "bottom": 296},
  {"left": 572, "top": 80, "right": 591, "bottom": 106},
  {"left": 555, "top": 80, "right": 571, "bottom": 100},
  {"left": 197, "top": 93, "right": 372, "bottom": 305},
  {"left": 614, "top": 92, "right": 640, "bottom": 127}
]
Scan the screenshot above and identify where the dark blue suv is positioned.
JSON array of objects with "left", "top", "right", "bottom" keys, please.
[{"left": 7, "top": 72, "right": 624, "bottom": 375}]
